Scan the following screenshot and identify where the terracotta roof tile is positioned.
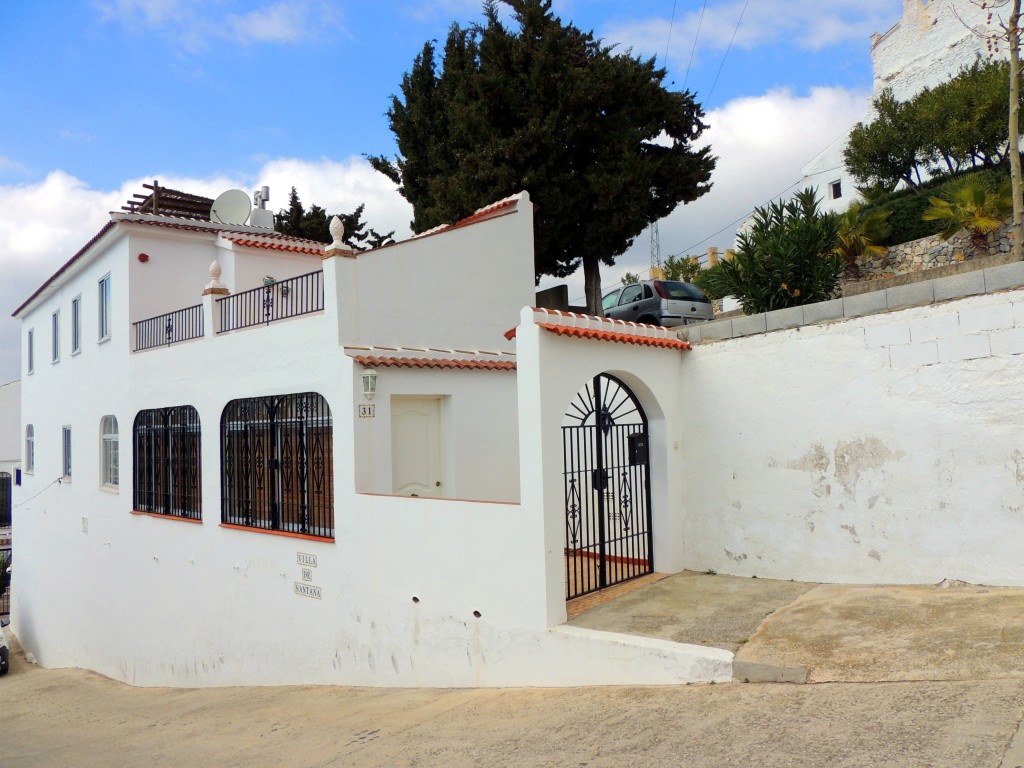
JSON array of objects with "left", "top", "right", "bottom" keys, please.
[
  {"left": 352, "top": 355, "right": 516, "bottom": 371},
  {"left": 225, "top": 237, "right": 324, "bottom": 256},
  {"left": 536, "top": 323, "right": 691, "bottom": 350},
  {"left": 410, "top": 193, "right": 523, "bottom": 240}
]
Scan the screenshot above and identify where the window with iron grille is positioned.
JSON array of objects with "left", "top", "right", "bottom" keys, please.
[
  {"left": 100, "top": 415, "right": 118, "bottom": 488},
  {"left": 221, "top": 393, "right": 333, "bottom": 539},
  {"left": 133, "top": 406, "right": 201, "bottom": 519}
]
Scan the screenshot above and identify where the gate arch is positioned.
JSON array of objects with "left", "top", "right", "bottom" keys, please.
[{"left": 562, "top": 373, "right": 653, "bottom": 600}]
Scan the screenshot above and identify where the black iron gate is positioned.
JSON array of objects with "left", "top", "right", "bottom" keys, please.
[{"left": 563, "top": 373, "right": 653, "bottom": 600}]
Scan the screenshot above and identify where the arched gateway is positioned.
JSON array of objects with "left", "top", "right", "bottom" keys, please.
[{"left": 562, "top": 373, "right": 653, "bottom": 600}]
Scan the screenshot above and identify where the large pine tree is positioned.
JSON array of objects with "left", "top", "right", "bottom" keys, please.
[{"left": 369, "top": 0, "right": 715, "bottom": 313}]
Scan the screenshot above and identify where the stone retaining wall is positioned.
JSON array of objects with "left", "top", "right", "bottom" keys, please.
[{"left": 858, "top": 222, "right": 1014, "bottom": 280}]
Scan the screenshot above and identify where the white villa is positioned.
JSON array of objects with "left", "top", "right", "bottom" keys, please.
[{"left": 12, "top": 181, "right": 1024, "bottom": 689}]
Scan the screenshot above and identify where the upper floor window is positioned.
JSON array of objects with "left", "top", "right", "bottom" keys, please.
[
  {"left": 51, "top": 310, "right": 60, "bottom": 363},
  {"left": 62, "top": 426, "right": 72, "bottom": 480},
  {"left": 98, "top": 275, "right": 111, "bottom": 341},
  {"left": 133, "top": 406, "right": 201, "bottom": 519},
  {"left": 25, "top": 425, "right": 34, "bottom": 473},
  {"left": 72, "top": 295, "right": 82, "bottom": 354},
  {"left": 27, "top": 329, "right": 34, "bottom": 374},
  {"left": 100, "top": 415, "right": 119, "bottom": 488},
  {"left": 221, "top": 393, "right": 333, "bottom": 539},
  {"left": 830, "top": 180, "right": 843, "bottom": 200}
]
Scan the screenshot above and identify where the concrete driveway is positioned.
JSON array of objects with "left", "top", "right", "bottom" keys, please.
[{"left": 4, "top": 572, "right": 1024, "bottom": 767}]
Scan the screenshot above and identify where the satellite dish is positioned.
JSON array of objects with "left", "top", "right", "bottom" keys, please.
[{"left": 210, "top": 189, "right": 252, "bottom": 225}]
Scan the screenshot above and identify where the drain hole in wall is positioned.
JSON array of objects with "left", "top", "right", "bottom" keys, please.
[
  {"left": 472, "top": 610, "right": 481, "bottom": 618},
  {"left": 412, "top": 596, "right": 420, "bottom": 603}
]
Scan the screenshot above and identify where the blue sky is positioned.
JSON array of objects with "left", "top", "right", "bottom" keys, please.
[{"left": 0, "top": 0, "right": 902, "bottom": 381}]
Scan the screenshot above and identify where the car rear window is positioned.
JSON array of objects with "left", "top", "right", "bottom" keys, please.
[{"left": 659, "top": 281, "right": 710, "bottom": 303}]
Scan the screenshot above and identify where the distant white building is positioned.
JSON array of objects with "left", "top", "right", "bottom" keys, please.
[{"left": 803, "top": 0, "right": 1003, "bottom": 214}]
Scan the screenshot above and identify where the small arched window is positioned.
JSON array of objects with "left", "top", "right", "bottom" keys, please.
[{"left": 100, "top": 416, "right": 118, "bottom": 487}]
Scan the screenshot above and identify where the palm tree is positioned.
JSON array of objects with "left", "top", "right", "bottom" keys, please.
[
  {"left": 922, "top": 176, "right": 1012, "bottom": 255},
  {"left": 834, "top": 203, "right": 892, "bottom": 280}
]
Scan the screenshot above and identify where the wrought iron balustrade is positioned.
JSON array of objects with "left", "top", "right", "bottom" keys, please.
[
  {"left": 217, "top": 270, "right": 324, "bottom": 333},
  {"left": 133, "top": 304, "right": 204, "bottom": 351}
]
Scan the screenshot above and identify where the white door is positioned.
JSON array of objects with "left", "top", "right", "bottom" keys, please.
[{"left": 391, "top": 396, "right": 445, "bottom": 497}]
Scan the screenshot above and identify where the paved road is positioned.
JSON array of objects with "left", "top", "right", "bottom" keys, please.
[
  {"left": 4, "top": 639, "right": 1023, "bottom": 767},
  {"left": 7, "top": 575, "right": 1024, "bottom": 767}
]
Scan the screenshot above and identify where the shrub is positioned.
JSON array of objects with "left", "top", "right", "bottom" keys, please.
[{"left": 699, "top": 189, "right": 842, "bottom": 314}]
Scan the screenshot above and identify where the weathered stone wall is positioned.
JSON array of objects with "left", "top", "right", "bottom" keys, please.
[{"left": 857, "top": 222, "right": 1015, "bottom": 282}]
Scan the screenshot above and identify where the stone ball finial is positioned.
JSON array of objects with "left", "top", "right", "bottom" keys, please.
[{"left": 329, "top": 216, "right": 346, "bottom": 250}]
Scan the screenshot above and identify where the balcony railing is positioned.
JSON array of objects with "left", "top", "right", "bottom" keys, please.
[
  {"left": 133, "top": 304, "right": 204, "bottom": 351},
  {"left": 217, "top": 270, "right": 324, "bottom": 333}
]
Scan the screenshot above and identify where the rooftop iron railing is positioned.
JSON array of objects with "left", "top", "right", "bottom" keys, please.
[
  {"left": 217, "top": 270, "right": 324, "bottom": 333},
  {"left": 133, "top": 304, "right": 204, "bottom": 351}
]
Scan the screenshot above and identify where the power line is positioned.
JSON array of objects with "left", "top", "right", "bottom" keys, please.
[
  {"left": 705, "top": 0, "right": 750, "bottom": 106},
  {"left": 14, "top": 477, "right": 63, "bottom": 508},
  {"left": 664, "top": 0, "right": 679, "bottom": 65},
  {"left": 683, "top": 0, "right": 708, "bottom": 91}
]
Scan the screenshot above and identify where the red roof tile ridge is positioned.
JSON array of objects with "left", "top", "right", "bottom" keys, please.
[
  {"left": 535, "top": 323, "right": 691, "bottom": 351},
  {"left": 350, "top": 354, "right": 517, "bottom": 371},
  {"left": 409, "top": 192, "right": 524, "bottom": 240},
  {"left": 344, "top": 345, "right": 515, "bottom": 359}
]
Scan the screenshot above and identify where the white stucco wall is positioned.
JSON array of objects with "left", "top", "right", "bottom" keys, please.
[
  {"left": 872, "top": 0, "right": 998, "bottom": 104},
  {"left": 679, "top": 289, "right": 1024, "bottom": 585},
  {"left": 351, "top": 365, "right": 521, "bottom": 503},
  {"left": 0, "top": 380, "right": 21, "bottom": 475},
  {"left": 334, "top": 193, "right": 536, "bottom": 352}
]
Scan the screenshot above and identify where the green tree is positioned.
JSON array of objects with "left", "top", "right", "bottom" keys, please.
[
  {"left": 369, "top": 0, "right": 715, "bottom": 314},
  {"left": 844, "top": 89, "right": 925, "bottom": 192},
  {"left": 922, "top": 175, "right": 1012, "bottom": 254},
  {"left": 620, "top": 272, "right": 640, "bottom": 286},
  {"left": 845, "top": 61, "right": 1024, "bottom": 193},
  {"left": 274, "top": 187, "right": 394, "bottom": 249},
  {"left": 699, "top": 189, "right": 843, "bottom": 314},
  {"left": 662, "top": 254, "right": 704, "bottom": 283}
]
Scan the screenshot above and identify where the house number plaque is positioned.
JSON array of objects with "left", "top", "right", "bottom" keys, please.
[{"left": 358, "top": 404, "right": 376, "bottom": 418}]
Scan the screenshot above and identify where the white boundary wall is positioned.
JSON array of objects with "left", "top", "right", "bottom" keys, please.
[{"left": 679, "top": 289, "right": 1024, "bottom": 585}]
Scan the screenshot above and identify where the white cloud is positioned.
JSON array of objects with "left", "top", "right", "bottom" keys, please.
[
  {"left": 604, "top": 1, "right": 899, "bottom": 71},
  {"left": 0, "top": 157, "right": 412, "bottom": 383},
  {"left": 94, "top": 0, "right": 342, "bottom": 50},
  {"left": 540, "top": 85, "right": 870, "bottom": 304}
]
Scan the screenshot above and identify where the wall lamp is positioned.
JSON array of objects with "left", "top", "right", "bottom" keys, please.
[{"left": 361, "top": 370, "right": 378, "bottom": 400}]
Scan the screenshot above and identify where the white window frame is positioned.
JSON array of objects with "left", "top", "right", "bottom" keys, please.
[
  {"left": 27, "top": 329, "right": 34, "bottom": 374},
  {"left": 51, "top": 310, "right": 60, "bottom": 363},
  {"left": 71, "top": 295, "right": 82, "bottom": 354},
  {"left": 25, "top": 425, "right": 34, "bottom": 474},
  {"left": 62, "top": 425, "right": 72, "bottom": 480},
  {"left": 98, "top": 274, "right": 111, "bottom": 341},
  {"left": 100, "top": 415, "right": 118, "bottom": 488}
]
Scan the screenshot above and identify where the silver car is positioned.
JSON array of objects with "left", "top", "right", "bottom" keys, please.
[{"left": 601, "top": 280, "right": 714, "bottom": 327}]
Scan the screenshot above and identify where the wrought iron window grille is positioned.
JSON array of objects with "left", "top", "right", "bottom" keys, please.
[{"left": 221, "top": 392, "right": 334, "bottom": 539}]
